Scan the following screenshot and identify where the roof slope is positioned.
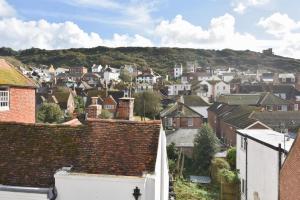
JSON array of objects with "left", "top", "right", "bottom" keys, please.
[
  {"left": 0, "top": 59, "right": 36, "bottom": 88},
  {"left": 160, "top": 102, "right": 203, "bottom": 118},
  {"left": 0, "top": 119, "right": 161, "bottom": 187},
  {"left": 222, "top": 106, "right": 258, "bottom": 128},
  {"left": 183, "top": 95, "right": 210, "bottom": 107}
]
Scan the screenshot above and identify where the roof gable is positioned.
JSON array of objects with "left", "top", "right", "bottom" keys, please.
[{"left": 0, "top": 59, "right": 36, "bottom": 88}]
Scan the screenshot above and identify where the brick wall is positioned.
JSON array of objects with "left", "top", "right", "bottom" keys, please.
[
  {"left": 208, "top": 110, "right": 217, "bottom": 134},
  {"left": 280, "top": 134, "right": 300, "bottom": 200},
  {"left": 219, "top": 120, "right": 237, "bottom": 146},
  {"left": 102, "top": 96, "right": 117, "bottom": 114},
  {"left": 0, "top": 87, "right": 35, "bottom": 123}
]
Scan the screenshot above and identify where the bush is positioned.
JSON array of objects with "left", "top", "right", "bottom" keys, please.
[
  {"left": 99, "top": 110, "right": 113, "bottom": 119},
  {"left": 226, "top": 147, "right": 236, "bottom": 170},
  {"left": 219, "top": 169, "right": 239, "bottom": 184},
  {"left": 211, "top": 158, "right": 230, "bottom": 183},
  {"left": 37, "top": 103, "right": 64, "bottom": 123},
  {"left": 167, "top": 143, "right": 179, "bottom": 161}
]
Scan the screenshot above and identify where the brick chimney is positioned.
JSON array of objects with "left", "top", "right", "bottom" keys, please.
[
  {"left": 86, "top": 97, "right": 102, "bottom": 118},
  {"left": 116, "top": 97, "right": 134, "bottom": 120}
]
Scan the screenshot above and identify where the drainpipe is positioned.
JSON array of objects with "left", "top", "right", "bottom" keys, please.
[{"left": 278, "top": 143, "right": 282, "bottom": 200}]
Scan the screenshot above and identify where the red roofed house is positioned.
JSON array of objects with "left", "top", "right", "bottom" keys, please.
[
  {"left": 0, "top": 119, "right": 169, "bottom": 200},
  {"left": 0, "top": 59, "right": 36, "bottom": 123}
]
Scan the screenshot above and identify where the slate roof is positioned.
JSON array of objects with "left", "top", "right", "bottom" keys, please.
[
  {"left": 160, "top": 102, "right": 203, "bottom": 118},
  {"left": 0, "top": 59, "right": 36, "bottom": 88},
  {"left": 167, "top": 129, "right": 198, "bottom": 147},
  {"left": 183, "top": 95, "right": 210, "bottom": 107},
  {"left": 250, "top": 111, "right": 300, "bottom": 131},
  {"left": 222, "top": 106, "right": 258, "bottom": 129},
  {"left": 0, "top": 119, "right": 161, "bottom": 187},
  {"left": 217, "top": 92, "right": 291, "bottom": 106}
]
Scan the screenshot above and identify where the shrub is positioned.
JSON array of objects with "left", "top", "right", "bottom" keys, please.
[
  {"left": 227, "top": 147, "right": 237, "bottom": 170},
  {"left": 211, "top": 158, "right": 230, "bottom": 183},
  {"left": 219, "top": 169, "right": 239, "bottom": 184},
  {"left": 37, "top": 103, "right": 64, "bottom": 123},
  {"left": 99, "top": 110, "right": 113, "bottom": 119}
]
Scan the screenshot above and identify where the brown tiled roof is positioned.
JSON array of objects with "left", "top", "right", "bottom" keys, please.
[{"left": 0, "top": 119, "right": 161, "bottom": 187}]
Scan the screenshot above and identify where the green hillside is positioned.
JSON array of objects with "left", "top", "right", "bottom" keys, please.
[{"left": 1, "top": 46, "right": 300, "bottom": 75}]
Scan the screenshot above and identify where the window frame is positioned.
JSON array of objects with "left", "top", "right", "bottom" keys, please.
[
  {"left": 0, "top": 87, "right": 9, "bottom": 111},
  {"left": 187, "top": 118, "right": 193, "bottom": 127}
]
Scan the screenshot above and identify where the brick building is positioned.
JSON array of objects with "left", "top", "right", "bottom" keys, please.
[
  {"left": 280, "top": 132, "right": 300, "bottom": 200},
  {"left": 0, "top": 59, "right": 36, "bottom": 123},
  {"left": 161, "top": 102, "right": 204, "bottom": 130}
]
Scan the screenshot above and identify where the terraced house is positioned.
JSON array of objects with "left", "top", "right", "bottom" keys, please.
[{"left": 0, "top": 59, "right": 36, "bottom": 123}]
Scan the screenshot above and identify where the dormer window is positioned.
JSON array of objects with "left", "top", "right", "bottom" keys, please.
[{"left": 0, "top": 88, "right": 9, "bottom": 111}]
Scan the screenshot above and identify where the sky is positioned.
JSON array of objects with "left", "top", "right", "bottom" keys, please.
[{"left": 1, "top": 0, "right": 300, "bottom": 58}]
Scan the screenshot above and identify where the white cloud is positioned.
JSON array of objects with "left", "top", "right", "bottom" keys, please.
[
  {"left": 0, "top": 18, "right": 152, "bottom": 50},
  {"left": 154, "top": 14, "right": 260, "bottom": 50},
  {"left": 0, "top": 0, "right": 16, "bottom": 17},
  {"left": 70, "top": 0, "right": 121, "bottom": 9},
  {"left": 258, "top": 12, "right": 300, "bottom": 37},
  {"left": 232, "top": 0, "right": 270, "bottom": 14}
]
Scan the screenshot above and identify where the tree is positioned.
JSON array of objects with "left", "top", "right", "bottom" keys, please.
[
  {"left": 119, "top": 69, "right": 131, "bottom": 83},
  {"left": 134, "top": 91, "right": 162, "bottom": 120},
  {"left": 193, "top": 124, "right": 220, "bottom": 175},
  {"left": 99, "top": 110, "right": 113, "bottom": 119},
  {"left": 74, "top": 96, "right": 85, "bottom": 114},
  {"left": 37, "top": 103, "right": 64, "bottom": 123}
]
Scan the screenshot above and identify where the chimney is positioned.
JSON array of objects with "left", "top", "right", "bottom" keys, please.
[
  {"left": 116, "top": 97, "right": 134, "bottom": 120},
  {"left": 85, "top": 97, "right": 102, "bottom": 119}
]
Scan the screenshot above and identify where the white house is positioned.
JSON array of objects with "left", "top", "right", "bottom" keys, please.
[
  {"left": 0, "top": 119, "right": 169, "bottom": 200},
  {"left": 167, "top": 84, "right": 191, "bottom": 96},
  {"left": 91, "top": 64, "right": 103, "bottom": 73},
  {"left": 173, "top": 64, "right": 183, "bottom": 79},
  {"left": 236, "top": 129, "right": 294, "bottom": 200},
  {"left": 136, "top": 69, "right": 160, "bottom": 85},
  {"left": 103, "top": 67, "right": 120, "bottom": 82},
  {"left": 195, "top": 80, "right": 230, "bottom": 102}
]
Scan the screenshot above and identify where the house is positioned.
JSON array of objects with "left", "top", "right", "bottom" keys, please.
[
  {"left": 91, "top": 64, "right": 103, "bottom": 73},
  {"left": 217, "top": 92, "right": 294, "bottom": 111},
  {"left": 136, "top": 68, "right": 160, "bottom": 84},
  {"left": 237, "top": 129, "right": 293, "bottom": 200},
  {"left": 81, "top": 73, "right": 101, "bottom": 87},
  {"left": 207, "top": 103, "right": 270, "bottom": 145},
  {"left": 0, "top": 59, "right": 36, "bottom": 123},
  {"left": 280, "top": 131, "right": 300, "bottom": 200},
  {"left": 261, "top": 72, "right": 274, "bottom": 83},
  {"left": 69, "top": 66, "right": 88, "bottom": 82},
  {"left": 160, "top": 102, "right": 204, "bottom": 130},
  {"left": 192, "top": 79, "right": 230, "bottom": 102},
  {"left": 181, "top": 95, "right": 210, "bottom": 120},
  {"left": 55, "top": 67, "right": 69, "bottom": 76},
  {"left": 173, "top": 64, "right": 183, "bottom": 79},
  {"left": 278, "top": 73, "right": 295, "bottom": 84},
  {"left": 181, "top": 72, "right": 210, "bottom": 84},
  {"left": 102, "top": 95, "right": 118, "bottom": 114},
  {"left": 103, "top": 66, "right": 120, "bottom": 82},
  {"left": 167, "top": 84, "right": 191, "bottom": 96},
  {"left": 167, "top": 129, "right": 198, "bottom": 158},
  {"left": 0, "top": 119, "right": 169, "bottom": 200},
  {"left": 49, "top": 89, "right": 76, "bottom": 115}
]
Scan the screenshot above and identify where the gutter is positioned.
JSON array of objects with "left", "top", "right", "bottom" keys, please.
[
  {"left": 0, "top": 185, "right": 57, "bottom": 200},
  {"left": 245, "top": 137, "right": 248, "bottom": 200}
]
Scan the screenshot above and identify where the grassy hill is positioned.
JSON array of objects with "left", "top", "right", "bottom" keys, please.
[{"left": 1, "top": 46, "right": 300, "bottom": 75}]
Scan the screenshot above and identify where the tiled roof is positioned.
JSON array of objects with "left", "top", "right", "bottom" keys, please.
[
  {"left": 222, "top": 106, "right": 258, "bottom": 129},
  {"left": 0, "top": 119, "right": 161, "bottom": 187},
  {"left": 0, "top": 59, "right": 36, "bottom": 88}
]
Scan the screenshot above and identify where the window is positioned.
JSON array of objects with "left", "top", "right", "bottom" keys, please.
[
  {"left": 188, "top": 118, "right": 193, "bottom": 127},
  {"left": 104, "top": 105, "right": 115, "bottom": 109},
  {"left": 295, "top": 104, "right": 298, "bottom": 111},
  {"left": 0, "top": 88, "right": 9, "bottom": 111},
  {"left": 266, "top": 105, "right": 272, "bottom": 111},
  {"left": 277, "top": 105, "right": 282, "bottom": 111},
  {"left": 241, "top": 179, "right": 245, "bottom": 194},
  {"left": 167, "top": 118, "right": 173, "bottom": 127}
]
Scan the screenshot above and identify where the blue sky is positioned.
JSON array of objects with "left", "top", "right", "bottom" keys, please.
[{"left": 1, "top": 0, "right": 300, "bottom": 58}]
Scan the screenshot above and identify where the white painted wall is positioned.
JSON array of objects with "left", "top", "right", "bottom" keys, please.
[
  {"left": 55, "top": 172, "right": 153, "bottom": 200},
  {"left": 167, "top": 84, "right": 191, "bottom": 95},
  {"left": 0, "top": 191, "right": 48, "bottom": 200},
  {"left": 104, "top": 71, "right": 120, "bottom": 82},
  {"left": 237, "top": 134, "right": 281, "bottom": 200}
]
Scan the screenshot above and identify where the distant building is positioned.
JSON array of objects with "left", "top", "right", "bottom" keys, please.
[
  {"left": 69, "top": 66, "right": 88, "bottom": 82},
  {"left": 91, "top": 64, "right": 103, "bottom": 73},
  {"left": 103, "top": 66, "right": 120, "bottom": 82},
  {"left": 173, "top": 64, "right": 183, "bottom": 79},
  {"left": 136, "top": 68, "right": 160, "bottom": 84},
  {"left": 167, "top": 84, "right": 191, "bottom": 96},
  {"left": 262, "top": 48, "right": 274, "bottom": 56}
]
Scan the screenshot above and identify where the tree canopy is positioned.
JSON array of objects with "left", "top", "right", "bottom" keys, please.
[
  {"left": 133, "top": 91, "right": 162, "bottom": 120},
  {"left": 193, "top": 124, "right": 220, "bottom": 175},
  {"left": 37, "top": 103, "right": 64, "bottom": 123}
]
